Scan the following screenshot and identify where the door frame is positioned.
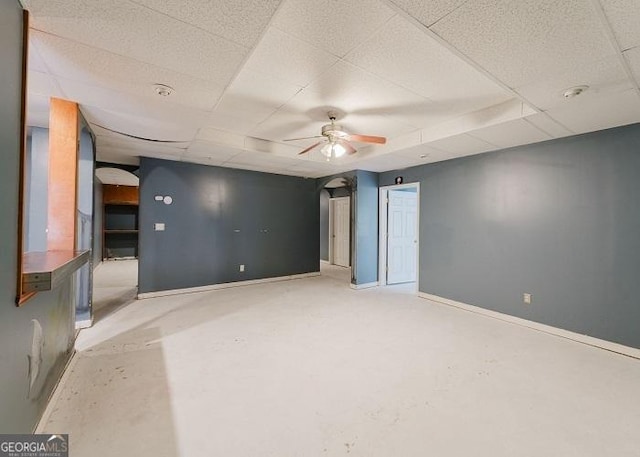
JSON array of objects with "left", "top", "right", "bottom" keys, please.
[
  {"left": 329, "top": 196, "right": 350, "bottom": 267},
  {"left": 378, "top": 183, "right": 420, "bottom": 289}
]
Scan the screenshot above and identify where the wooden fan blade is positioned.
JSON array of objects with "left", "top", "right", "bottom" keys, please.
[
  {"left": 284, "top": 135, "right": 324, "bottom": 142},
  {"left": 341, "top": 141, "right": 357, "bottom": 155},
  {"left": 347, "top": 134, "right": 387, "bottom": 144},
  {"left": 298, "top": 141, "right": 323, "bottom": 155}
]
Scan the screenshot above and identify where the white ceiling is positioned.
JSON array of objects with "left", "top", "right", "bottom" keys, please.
[{"left": 22, "top": 0, "right": 640, "bottom": 178}]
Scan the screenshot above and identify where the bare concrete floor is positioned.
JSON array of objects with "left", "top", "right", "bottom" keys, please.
[{"left": 41, "top": 260, "right": 640, "bottom": 456}]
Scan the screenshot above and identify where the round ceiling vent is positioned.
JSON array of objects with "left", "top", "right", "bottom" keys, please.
[
  {"left": 562, "top": 85, "right": 589, "bottom": 99},
  {"left": 153, "top": 83, "right": 174, "bottom": 97}
]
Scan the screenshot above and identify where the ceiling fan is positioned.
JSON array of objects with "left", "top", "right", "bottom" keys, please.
[{"left": 284, "top": 112, "right": 387, "bottom": 159}]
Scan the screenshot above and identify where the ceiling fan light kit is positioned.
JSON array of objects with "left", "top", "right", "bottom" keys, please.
[
  {"left": 320, "top": 141, "right": 347, "bottom": 160},
  {"left": 285, "top": 111, "right": 387, "bottom": 160}
]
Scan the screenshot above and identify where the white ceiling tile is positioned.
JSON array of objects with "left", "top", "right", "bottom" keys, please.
[
  {"left": 545, "top": 87, "right": 640, "bottom": 134},
  {"left": 515, "top": 55, "right": 629, "bottom": 110},
  {"left": 469, "top": 118, "right": 552, "bottom": 149},
  {"left": 25, "top": 0, "right": 248, "bottom": 84},
  {"left": 623, "top": 46, "right": 640, "bottom": 86},
  {"left": 130, "top": 0, "right": 282, "bottom": 48},
  {"left": 211, "top": 69, "right": 304, "bottom": 131},
  {"left": 356, "top": 153, "right": 425, "bottom": 172},
  {"left": 431, "top": 0, "right": 618, "bottom": 88},
  {"left": 427, "top": 133, "right": 497, "bottom": 155},
  {"left": 185, "top": 140, "right": 243, "bottom": 163},
  {"left": 524, "top": 113, "right": 574, "bottom": 138},
  {"left": 204, "top": 110, "right": 263, "bottom": 136},
  {"left": 271, "top": 0, "right": 395, "bottom": 57},
  {"left": 28, "top": 70, "right": 58, "bottom": 97},
  {"left": 244, "top": 28, "right": 340, "bottom": 87},
  {"left": 196, "top": 127, "right": 247, "bottom": 149},
  {"left": 295, "top": 61, "right": 429, "bottom": 119},
  {"left": 28, "top": 41, "right": 49, "bottom": 73},
  {"left": 393, "top": 143, "right": 442, "bottom": 160},
  {"left": 600, "top": 0, "right": 640, "bottom": 51},
  {"left": 32, "top": 31, "right": 225, "bottom": 112},
  {"left": 58, "top": 78, "right": 207, "bottom": 140},
  {"left": 387, "top": 0, "right": 467, "bottom": 27},
  {"left": 346, "top": 14, "right": 511, "bottom": 108}
]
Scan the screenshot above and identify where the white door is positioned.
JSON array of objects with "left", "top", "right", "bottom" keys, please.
[
  {"left": 387, "top": 189, "right": 417, "bottom": 284},
  {"left": 331, "top": 197, "right": 350, "bottom": 267}
]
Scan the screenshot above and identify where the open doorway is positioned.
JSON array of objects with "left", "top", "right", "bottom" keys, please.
[
  {"left": 378, "top": 183, "right": 419, "bottom": 288},
  {"left": 320, "top": 177, "right": 353, "bottom": 283}
]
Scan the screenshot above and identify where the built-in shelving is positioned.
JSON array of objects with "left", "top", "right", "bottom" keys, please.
[{"left": 103, "top": 184, "right": 139, "bottom": 259}]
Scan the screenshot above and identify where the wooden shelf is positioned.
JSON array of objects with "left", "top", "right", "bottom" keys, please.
[
  {"left": 22, "top": 250, "right": 90, "bottom": 293},
  {"left": 103, "top": 184, "right": 139, "bottom": 259}
]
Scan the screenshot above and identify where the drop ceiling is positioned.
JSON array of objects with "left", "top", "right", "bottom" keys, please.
[{"left": 22, "top": 0, "right": 640, "bottom": 178}]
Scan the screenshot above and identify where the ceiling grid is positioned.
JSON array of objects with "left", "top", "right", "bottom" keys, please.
[{"left": 18, "top": 0, "right": 640, "bottom": 177}]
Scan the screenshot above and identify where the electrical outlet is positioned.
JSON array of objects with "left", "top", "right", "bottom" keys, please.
[
  {"left": 523, "top": 293, "right": 532, "bottom": 304},
  {"left": 239, "top": 264, "right": 245, "bottom": 272}
]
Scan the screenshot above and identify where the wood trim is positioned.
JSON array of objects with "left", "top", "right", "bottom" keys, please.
[
  {"left": 47, "top": 98, "right": 79, "bottom": 251},
  {"left": 16, "top": 11, "right": 29, "bottom": 305}
]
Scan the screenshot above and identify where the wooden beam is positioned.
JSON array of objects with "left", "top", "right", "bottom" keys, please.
[
  {"left": 47, "top": 98, "right": 79, "bottom": 251},
  {"left": 16, "top": 10, "right": 29, "bottom": 304}
]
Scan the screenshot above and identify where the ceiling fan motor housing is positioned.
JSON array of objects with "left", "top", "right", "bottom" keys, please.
[{"left": 321, "top": 123, "right": 348, "bottom": 139}]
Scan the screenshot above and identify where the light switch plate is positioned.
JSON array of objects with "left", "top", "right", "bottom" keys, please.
[{"left": 154, "top": 223, "right": 165, "bottom": 231}]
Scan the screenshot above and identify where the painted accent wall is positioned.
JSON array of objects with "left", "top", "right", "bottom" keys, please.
[
  {"left": 354, "top": 170, "right": 379, "bottom": 285},
  {"left": 319, "top": 189, "right": 329, "bottom": 261},
  {"left": 93, "top": 178, "right": 103, "bottom": 268},
  {"left": 138, "top": 158, "right": 320, "bottom": 294},
  {"left": 0, "top": 0, "right": 76, "bottom": 432},
  {"left": 380, "top": 123, "right": 640, "bottom": 349}
]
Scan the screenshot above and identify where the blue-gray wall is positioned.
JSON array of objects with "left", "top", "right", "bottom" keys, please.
[
  {"left": 0, "top": 0, "right": 76, "bottom": 432},
  {"left": 319, "top": 189, "right": 329, "bottom": 261},
  {"left": 76, "top": 129, "right": 95, "bottom": 323},
  {"left": 138, "top": 157, "right": 320, "bottom": 294},
  {"left": 93, "top": 178, "right": 103, "bottom": 267},
  {"left": 380, "top": 123, "right": 640, "bottom": 349},
  {"left": 24, "top": 127, "right": 49, "bottom": 252},
  {"left": 354, "top": 170, "right": 379, "bottom": 285}
]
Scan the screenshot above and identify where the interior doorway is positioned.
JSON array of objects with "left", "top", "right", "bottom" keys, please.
[
  {"left": 319, "top": 177, "right": 353, "bottom": 283},
  {"left": 379, "top": 183, "right": 419, "bottom": 287},
  {"left": 329, "top": 197, "right": 350, "bottom": 267}
]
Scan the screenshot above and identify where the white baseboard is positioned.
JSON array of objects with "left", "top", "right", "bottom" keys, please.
[
  {"left": 75, "top": 318, "right": 93, "bottom": 330},
  {"left": 418, "top": 292, "right": 640, "bottom": 360},
  {"left": 350, "top": 281, "right": 379, "bottom": 290},
  {"left": 137, "top": 271, "right": 321, "bottom": 299},
  {"left": 320, "top": 259, "right": 330, "bottom": 264},
  {"left": 34, "top": 349, "right": 78, "bottom": 433}
]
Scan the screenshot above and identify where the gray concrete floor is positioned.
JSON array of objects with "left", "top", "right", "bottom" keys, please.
[{"left": 41, "top": 260, "right": 640, "bottom": 456}]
